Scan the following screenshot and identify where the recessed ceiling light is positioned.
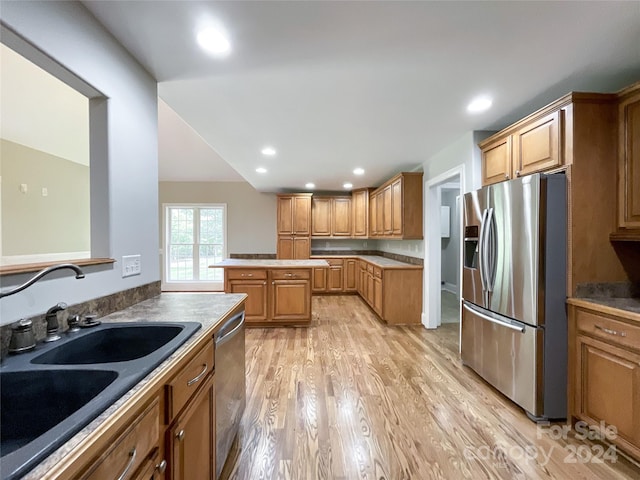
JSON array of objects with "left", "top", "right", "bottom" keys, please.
[
  {"left": 305, "top": 183, "right": 315, "bottom": 189},
  {"left": 343, "top": 182, "right": 353, "bottom": 189},
  {"left": 197, "top": 28, "right": 231, "bottom": 56},
  {"left": 261, "top": 146, "right": 276, "bottom": 156},
  {"left": 467, "top": 96, "right": 492, "bottom": 113},
  {"left": 256, "top": 167, "right": 267, "bottom": 173},
  {"left": 353, "top": 168, "right": 365, "bottom": 175}
]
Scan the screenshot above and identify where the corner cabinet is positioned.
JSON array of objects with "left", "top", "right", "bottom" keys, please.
[
  {"left": 277, "top": 194, "right": 312, "bottom": 258},
  {"left": 368, "top": 172, "right": 423, "bottom": 239},
  {"left": 613, "top": 82, "right": 640, "bottom": 239},
  {"left": 568, "top": 302, "right": 640, "bottom": 461}
]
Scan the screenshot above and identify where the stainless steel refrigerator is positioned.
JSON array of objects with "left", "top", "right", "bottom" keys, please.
[{"left": 461, "top": 172, "right": 567, "bottom": 420}]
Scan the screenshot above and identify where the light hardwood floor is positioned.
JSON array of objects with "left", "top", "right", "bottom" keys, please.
[{"left": 221, "top": 295, "right": 640, "bottom": 479}]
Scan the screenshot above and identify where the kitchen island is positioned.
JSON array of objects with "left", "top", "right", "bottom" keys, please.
[
  {"left": 17, "top": 293, "right": 246, "bottom": 480},
  {"left": 214, "top": 259, "right": 329, "bottom": 326}
]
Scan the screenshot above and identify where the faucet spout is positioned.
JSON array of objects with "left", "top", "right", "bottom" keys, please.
[{"left": 0, "top": 263, "right": 85, "bottom": 299}]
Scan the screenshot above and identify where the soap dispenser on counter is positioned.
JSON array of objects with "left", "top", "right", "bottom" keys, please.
[{"left": 9, "top": 319, "right": 36, "bottom": 353}]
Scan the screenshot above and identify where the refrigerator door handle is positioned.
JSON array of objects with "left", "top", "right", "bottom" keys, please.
[
  {"left": 463, "top": 302, "right": 526, "bottom": 333},
  {"left": 478, "top": 208, "right": 489, "bottom": 292},
  {"left": 485, "top": 207, "right": 496, "bottom": 292}
]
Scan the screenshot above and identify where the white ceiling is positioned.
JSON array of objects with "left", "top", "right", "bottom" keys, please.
[{"left": 83, "top": 1, "right": 640, "bottom": 192}]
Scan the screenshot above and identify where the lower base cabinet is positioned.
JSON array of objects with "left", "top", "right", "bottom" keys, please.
[
  {"left": 224, "top": 268, "right": 312, "bottom": 325},
  {"left": 168, "top": 375, "right": 215, "bottom": 480},
  {"left": 569, "top": 303, "right": 640, "bottom": 462}
]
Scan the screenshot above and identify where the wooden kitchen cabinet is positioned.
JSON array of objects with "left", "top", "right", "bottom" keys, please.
[
  {"left": 271, "top": 270, "right": 311, "bottom": 321},
  {"left": 312, "top": 266, "right": 327, "bottom": 292},
  {"left": 369, "top": 172, "right": 423, "bottom": 239},
  {"left": 512, "top": 110, "right": 562, "bottom": 178},
  {"left": 277, "top": 194, "right": 312, "bottom": 258},
  {"left": 358, "top": 260, "right": 368, "bottom": 298},
  {"left": 344, "top": 258, "right": 357, "bottom": 292},
  {"left": 225, "top": 268, "right": 313, "bottom": 325},
  {"left": 311, "top": 196, "right": 352, "bottom": 237},
  {"left": 351, "top": 188, "right": 371, "bottom": 237},
  {"left": 568, "top": 303, "right": 640, "bottom": 461},
  {"left": 226, "top": 270, "right": 268, "bottom": 323},
  {"left": 481, "top": 136, "right": 512, "bottom": 185},
  {"left": 326, "top": 259, "right": 344, "bottom": 292},
  {"left": 613, "top": 82, "right": 640, "bottom": 237},
  {"left": 78, "top": 398, "right": 161, "bottom": 480},
  {"left": 168, "top": 374, "right": 215, "bottom": 480}
]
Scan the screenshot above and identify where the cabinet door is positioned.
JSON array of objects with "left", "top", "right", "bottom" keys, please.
[
  {"left": 369, "top": 193, "right": 378, "bottom": 236},
  {"left": 277, "top": 196, "right": 294, "bottom": 235},
  {"left": 169, "top": 376, "right": 215, "bottom": 480},
  {"left": 327, "top": 265, "right": 344, "bottom": 292},
  {"left": 618, "top": 91, "right": 640, "bottom": 228},
  {"left": 382, "top": 186, "right": 392, "bottom": 235},
  {"left": 332, "top": 197, "right": 352, "bottom": 236},
  {"left": 351, "top": 189, "right": 369, "bottom": 237},
  {"left": 575, "top": 335, "right": 640, "bottom": 454},
  {"left": 358, "top": 263, "right": 368, "bottom": 297},
  {"left": 513, "top": 110, "right": 562, "bottom": 178},
  {"left": 277, "top": 236, "right": 293, "bottom": 259},
  {"left": 292, "top": 236, "right": 310, "bottom": 259},
  {"left": 376, "top": 192, "right": 385, "bottom": 236},
  {"left": 228, "top": 280, "right": 268, "bottom": 322},
  {"left": 344, "top": 259, "right": 357, "bottom": 292},
  {"left": 373, "top": 276, "right": 383, "bottom": 315},
  {"left": 366, "top": 272, "right": 375, "bottom": 306},
  {"left": 271, "top": 280, "right": 311, "bottom": 321},
  {"left": 311, "top": 197, "right": 332, "bottom": 236},
  {"left": 293, "top": 195, "right": 311, "bottom": 235},
  {"left": 482, "top": 136, "right": 512, "bottom": 185},
  {"left": 312, "top": 267, "right": 327, "bottom": 293},
  {"left": 391, "top": 178, "right": 403, "bottom": 236}
]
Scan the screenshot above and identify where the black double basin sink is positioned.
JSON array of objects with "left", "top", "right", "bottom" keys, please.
[{"left": 0, "top": 321, "right": 201, "bottom": 480}]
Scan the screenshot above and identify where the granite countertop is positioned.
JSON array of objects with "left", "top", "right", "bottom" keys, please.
[
  {"left": 22, "top": 292, "right": 246, "bottom": 480},
  {"left": 214, "top": 259, "right": 330, "bottom": 268},
  {"left": 311, "top": 254, "right": 423, "bottom": 269}
]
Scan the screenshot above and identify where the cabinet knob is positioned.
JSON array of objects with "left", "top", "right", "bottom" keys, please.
[
  {"left": 515, "top": 170, "right": 521, "bottom": 177},
  {"left": 504, "top": 174, "right": 509, "bottom": 179},
  {"left": 176, "top": 429, "right": 185, "bottom": 441},
  {"left": 156, "top": 460, "right": 167, "bottom": 474}
]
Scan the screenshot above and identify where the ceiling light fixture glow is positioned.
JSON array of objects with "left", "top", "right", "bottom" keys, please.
[
  {"left": 353, "top": 168, "right": 365, "bottom": 175},
  {"left": 343, "top": 182, "right": 353, "bottom": 189},
  {"left": 197, "top": 28, "right": 231, "bottom": 56},
  {"left": 305, "top": 183, "right": 315, "bottom": 189},
  {"left": 261, "top": 146, "right": 276, "bottom": 156},
  {"left": 256, "top": 167, "right": 267, "bottom": 173},
  {"left": 467, "top": 96, "right": 492, "bottom": 113}
]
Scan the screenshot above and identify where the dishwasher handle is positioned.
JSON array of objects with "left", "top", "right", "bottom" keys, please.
[{"left": 216, "top": 311, "right": 245, "bottom": 347}]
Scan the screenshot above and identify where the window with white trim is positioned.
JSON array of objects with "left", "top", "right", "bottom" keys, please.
[{"left": 163, "top": 204, "right": 226, "bottom": 291}]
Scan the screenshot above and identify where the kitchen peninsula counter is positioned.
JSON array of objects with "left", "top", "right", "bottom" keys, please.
[
  {"left": 21, "top": 293, "right": 246, "bottom": 480},
  {"left": 311, "top": 254, "right": 422, "bottom": 269},
  {"left": 567, "top": 296, "right": 640, "bottom": 322},
  {"left": 214, "top": 258, "right": 329, "bottom": 268}
]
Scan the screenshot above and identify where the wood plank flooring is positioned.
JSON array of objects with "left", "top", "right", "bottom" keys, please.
[{"left": 221, "top": 295, "right": 640, "bottom": 479}]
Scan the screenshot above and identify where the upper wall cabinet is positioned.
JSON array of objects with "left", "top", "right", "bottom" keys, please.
[
  {"left": 277, "top": 194, "right": 312, "bottom": 236},
  {"left": 480, "top": 107, "right": 563, "bottom": 186},
  {"left": 369, "top": 172, "right": 423, "bottom": 240},
  {"left": 311, "top": 196, "right": 352, "bottom": 237},
  {"left": 612, "top": 82, "right": 640, "bottom": 239},
  {"left": 351, "top": 188, "right": 371, "bottom": 238}
]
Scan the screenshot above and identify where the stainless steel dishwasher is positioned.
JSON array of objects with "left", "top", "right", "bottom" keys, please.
[{"left": 214, "top": 310, "right": 246, "bottom": 479}]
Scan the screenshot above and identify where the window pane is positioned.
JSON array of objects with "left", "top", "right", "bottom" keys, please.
[
  {"left": 169, "top": 244, "right": 194, "bottom": 280},
  {"left": 170, "top": 208, "right": 194, "bottom": 244},
  {"left": 199, "top": 244, "right": 222, "bottom": 281}
]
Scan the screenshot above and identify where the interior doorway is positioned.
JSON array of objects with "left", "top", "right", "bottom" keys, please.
[{"left": 423, "top": 165, "right": 465, "bottom": 329}]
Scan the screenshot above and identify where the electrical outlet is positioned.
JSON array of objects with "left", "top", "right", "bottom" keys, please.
[{"left": 122, "top": 254, "right": 141, "bottom": 277}]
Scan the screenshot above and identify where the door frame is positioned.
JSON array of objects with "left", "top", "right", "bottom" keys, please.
[{"left": 423, "top": 165, "right": 465, "bottom": 329}]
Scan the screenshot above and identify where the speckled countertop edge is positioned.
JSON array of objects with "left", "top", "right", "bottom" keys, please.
[
  {"left": 311, "top": 254, "right": 423, "bottom": 269},
  {"left": 567, "top": 297, "right": 640, "bottom": 322},
  {"left": 22, "top": 292, "right": 246, "bottom": 480},
  {"left": 214, "top": 259, "right": 330, "bottom": 268}
]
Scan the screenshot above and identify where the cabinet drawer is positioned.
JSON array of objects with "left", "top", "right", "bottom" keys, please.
[
  {"left": 373, "top": 267, "right": 382, "bottom": 278},
  {"left": 81, "top": 399, "right": 160, "bottom": 480},
  {"left": 575, "top": 308, "right": 640, "bottom": 352},
  {"left": 271, "top": 269, "right": 310, "bottom": 280},
  {"left": 226, "top": 269, "right": 267, "bottom": 280},
  {"left": 167, "top": 341, "right": 214, "bottom": 419}
]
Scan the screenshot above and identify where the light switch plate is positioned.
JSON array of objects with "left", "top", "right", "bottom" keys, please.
[{"left": 122, "top": 254, "right": 141, "bottom": 277}]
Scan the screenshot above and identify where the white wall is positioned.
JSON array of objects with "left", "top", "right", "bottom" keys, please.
[
  {"left": 440, "top": 189, "right": 460, "bottom": 290},
  {"left": 1, "top": 1, "right": 159, "bottom": 325},
  {"left": 375, "top": 239, "right": 424, "bottom": 259},
  {"left": 158, "top": 181, "right": 277, "bottom": 254}
]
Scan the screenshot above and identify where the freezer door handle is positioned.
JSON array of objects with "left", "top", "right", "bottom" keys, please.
[
  {"left": 478, "top": 208, "right": 489, "bottom": 292},
  {"left": 463, "top": 302, "right": 525, "bottom": 333},
  {"left": 485, "top": 207, "right": 496, "bottom": 292}
]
